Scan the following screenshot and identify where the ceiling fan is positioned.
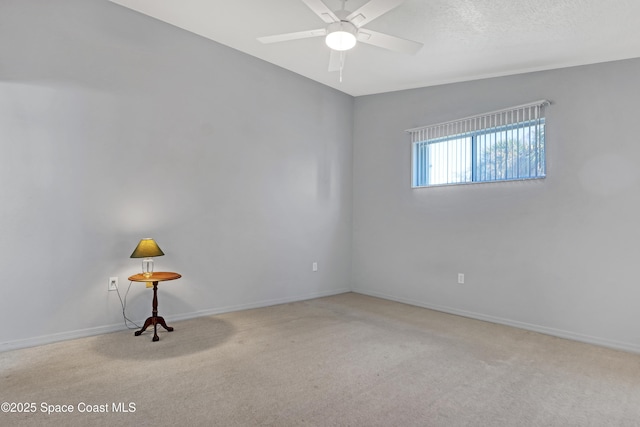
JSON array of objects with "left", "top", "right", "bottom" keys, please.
[{"left": 257, "top": 0, "right": 423, "bottom": 81}]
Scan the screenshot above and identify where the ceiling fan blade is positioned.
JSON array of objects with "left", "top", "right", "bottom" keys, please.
[
  {"left": 346, "top": 0, "right": 404, "bottom": 27},
  {"left": 302, "top": 0, "right": 339, "bottom": 23},
  {"left": 357, "top": 29, "right": 423, "bottom": 54},
  {"left": 258, "top": 28, "right": 326, "bottom": 44},
  {"left": 328, "top": 50, "right": 344, "bottom": 72}
]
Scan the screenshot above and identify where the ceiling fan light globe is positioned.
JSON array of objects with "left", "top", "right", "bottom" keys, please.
[
  {"left": 325, "top": 21, "right": 357, "bottom": 51},
  {"left": 326, "top": 31, "right": 356, "bottom": 51}
]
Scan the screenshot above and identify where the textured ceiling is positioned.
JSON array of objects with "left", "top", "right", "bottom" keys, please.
[{"left": 109, "top": 0, "right": 640, "bottom": 96}]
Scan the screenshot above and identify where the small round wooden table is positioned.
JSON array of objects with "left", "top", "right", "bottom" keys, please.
[{"left": 128, "top": 272, "right": 181, "bottom": 342}]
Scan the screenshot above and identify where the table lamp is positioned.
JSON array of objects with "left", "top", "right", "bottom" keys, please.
[{"left": 130, "top": 238, "right": 165, "bottom": 278}]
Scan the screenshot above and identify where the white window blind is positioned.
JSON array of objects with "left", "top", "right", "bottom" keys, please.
[{"left": 408, "top": 100, "right": 550, "bottom": 187}]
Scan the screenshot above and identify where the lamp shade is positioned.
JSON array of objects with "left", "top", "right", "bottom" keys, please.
[{"left": 130, "top": 238, "right": 165, "bottom": 258}]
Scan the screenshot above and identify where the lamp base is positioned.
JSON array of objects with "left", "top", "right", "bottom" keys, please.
[{"left": 142, "top": 258, "right": 154, "bottom": 278}]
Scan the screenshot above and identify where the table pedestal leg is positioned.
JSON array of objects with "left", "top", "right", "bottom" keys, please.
[{"left": 134, "top": 281, "right": 174, "bottom": 341}]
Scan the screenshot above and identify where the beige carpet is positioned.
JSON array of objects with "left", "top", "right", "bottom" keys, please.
[{"left": 2, "top": 292, "right": 640, "bottom": 426}]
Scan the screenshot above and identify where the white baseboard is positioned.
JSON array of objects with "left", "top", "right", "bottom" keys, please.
[
  {"left": 354, "top": 288, "right": 640, "bottom": 355},
  {"left": 0, "top": 288, "right": 350, "bottom": 353},
  {"left": 9, "top": 287, "right": 635, "bottom": 355},
  {"left": 0, "top": 324, "right": 128, "bottom": 353},
  {"left": 166, "top": 288, "right": 351, "bottom": 322}
]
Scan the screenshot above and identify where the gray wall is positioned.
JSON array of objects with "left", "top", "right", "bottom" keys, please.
[
  {"left": 352, "top": 58, "right": 640, "bottom": 352},
  {"left": 3, "top": 0, "right": 640, "bottom": 355},
  {"left": 0, "top": 0, "right": 353, "bottom": 349}
]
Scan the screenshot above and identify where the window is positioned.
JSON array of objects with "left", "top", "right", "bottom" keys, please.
[{"left": 409, "top": 100, "right": 549, "bottom": 188}]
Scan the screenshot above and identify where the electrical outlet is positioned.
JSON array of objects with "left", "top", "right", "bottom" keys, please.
[
  {"left": 108, "top": 277, "right": 118, "bottom": 291},
  {"left": 457, "top": 273, "right": 465, "bottom": 284},
  {"left": 312, "top": 262, "right": 318, "bottom": 272}
]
